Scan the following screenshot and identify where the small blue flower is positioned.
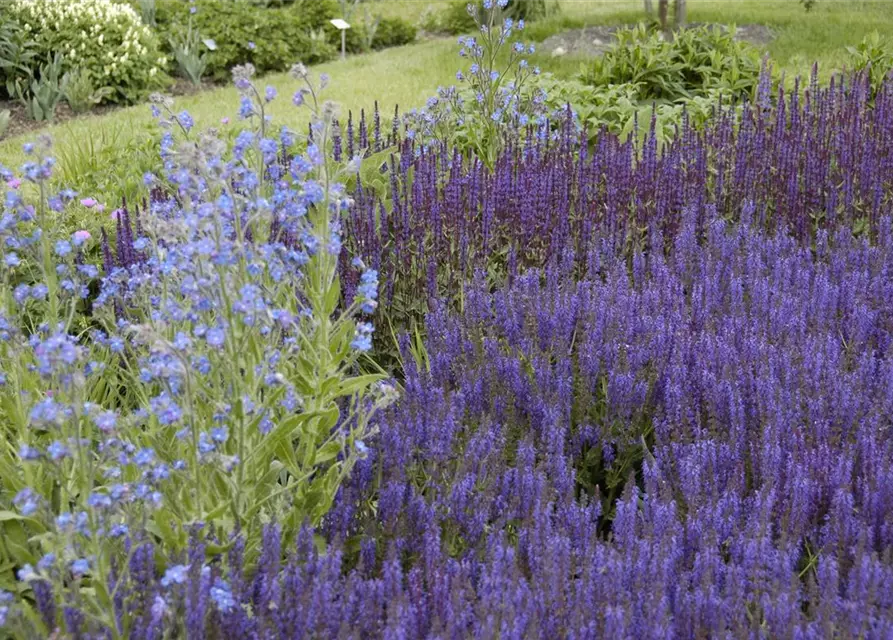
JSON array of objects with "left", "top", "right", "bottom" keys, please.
[
  {"left": 134, "top": 448, "right": 155, "bottom": 467},
  {"left": 198, "top": 433, "right": 216, "bottom": 455},
  {"left": 46, "top": 440, "right": 69, "bottom": 462},
  {"left": 87, "top": 492, "right": 112, "bottom": 509},
  {"left": 173, "top": 332, "right": 192, "bottom": 351},
  {"left": 161, "top": 564, "right": 189, "bottom": 587},
  {"left": 178, "top": 111, "right": 194, "bottom": 131},
  {"left": 207, "top": 327, "right": 225, "bottom": 348},
  {"left": 351, "top": 322, "right": 374, "bottom": 352},
  {"left": 54, "top": 240, "right": 71, "bottom": 257},
  {"left": 210, "top": 578, "right": 236, "bottom": 612},
  {"left": 94, "top": 410, "right": 118, "bottom": 432},
  {"left": 17, "top": 564, "right": 37, "bottom": 581},
  {"left": 14, "top": 488, "right": 39, "bottom": 516},
  {"left": 150, "top": 394, "right": 183, "bottom": 425},
  {"left": 19, "top": 444, "right": 41, "bottom": 461},
  {"left": 37, "top": 553, "right": 56, "bottom": 571},
  {"left": 70, "top": 558, "right": 90, "bottom": 576}
]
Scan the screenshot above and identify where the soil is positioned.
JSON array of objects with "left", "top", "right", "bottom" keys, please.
[
  {"left": 541, "top": 23, "right": 775, "bottom": 59},
  {"left": 0, "top": 78, "right": 219, "bottom": 144}
]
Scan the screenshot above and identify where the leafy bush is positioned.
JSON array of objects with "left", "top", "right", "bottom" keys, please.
[
  {"left": 502, "top": 0, "right": 548, "bottom": 21},
  {"left": 422, "top": 0, "right": 477, "bottom": 35},
  {"left": 530, "top": 73, "right": 728, "bottom": 143},
  {"left": 0, "top": 14, "right": 41, "bottom": 100},
  {"left": 369, "top": 16, "right": 417, "bottom": 50},
  {"left": 13, "top": 53, "right": 64, "bottom": 122},
  {"left": 168, "top": 12, "right": 211, "bottom": 86},
  {"left": 61, "top": 69, "right": 113, "bottom": 114},
  {"left": 6, "top": 0, "right": 167, "bottom": 104},
  {"left": 154, "top": 0, "right": 336, "bottom": 80},
  {"left": 293, "top": 0, "right": 339, "bottom": 27},
  {"left": 847, "top": 31, "right": 893, "bottom": 93},
  {"left": 338, "top": 16, "right": 417, "bottom": 54},
  {"left": 423, "top": 0, "right": 547, "bottom": 35},
  {"left": 580, "top": 23, "right": 762, "bottom": 101}
]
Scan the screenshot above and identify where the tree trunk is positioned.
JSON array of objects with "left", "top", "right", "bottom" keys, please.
[
  {"left": 674, "top": 0, "right": 687, "bottom": 28},
  {"left": 658, "top": 0, "right": 669, "bottom": 31},
  {"left": 644, "top": 0, "right": 653, "bottom": 16}
]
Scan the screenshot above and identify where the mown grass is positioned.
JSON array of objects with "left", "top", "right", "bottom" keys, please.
[{"left": 1, "top": 0, "right": 891, "bottom": 201}]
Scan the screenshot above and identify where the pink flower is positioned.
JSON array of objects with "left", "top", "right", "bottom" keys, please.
[
  {"left": 72, "top": 230, "right": 92, "bottom": 247},
  {"left": 6, "top": 178, "right": 21, "bottom": 190},
  {"left": 221, "top": 117, "right": 230, "bottom": 125},
  {"left": 80, "top": 198, "right": 97, "bottom": 208},
  {"left": 110, "top": 209, "right": 121, "bottom": 221},
  {"left": 96, "top": 204, "right": 105, "bottom": 214}
]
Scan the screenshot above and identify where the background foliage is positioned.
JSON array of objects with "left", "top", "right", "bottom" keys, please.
[{"left": 3, "top": 0, "right": 167, "bottom": 104}]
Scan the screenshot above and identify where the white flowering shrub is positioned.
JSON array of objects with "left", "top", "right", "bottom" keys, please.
[{"left": 8, "top": 0, "right": 167, "bottom": 103}]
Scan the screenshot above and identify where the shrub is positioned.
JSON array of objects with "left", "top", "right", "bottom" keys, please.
[
  {"left": 424, "top": 0, "right": 547, "bottom": 35},
  {"left": 293, "top": 0, "right": 338, "bottom": 28},
  {"left": 154, "top": 0, "right": 336, "bottom": 80},
  {"left": 0, "top": 15, "right": 40, "bottom": 101},
  {"left": 503, "top": 0, "right": 548, "bottom": 21},
  {"left": 847, "top": 31, "right": 893, "bottom": 94},
  {"left": 5, "top": 0, "right": 167, "bottom": 104},
  {"left": 422, "top": 0, "right": 477, "bottom": 35},
  {"left": 12, "top": 53, "right": 64, "bottom": 122},
  {"left": 580, "top": 23, "right": 762, "bottom": 102},
  {"left": 338, "top": 16, "right": 417, "bottom": 54},
  {"left": 168, "top": 12, "right": 211, "bottom": 86},
  {"left": 370, "top": 16, "right": 417, "bottom": 50},
  {"left": 529, "top": 73, "right": 728, "bottom": 144},
  {"left": 61, "top": 69, "right": 113, "bottom": 114}
]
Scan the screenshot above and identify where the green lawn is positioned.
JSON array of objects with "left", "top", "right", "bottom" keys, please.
[{"left": 1, "top": 0, "right": 891, "bottom": 199}]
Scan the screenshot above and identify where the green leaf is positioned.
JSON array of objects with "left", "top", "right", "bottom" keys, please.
[
  {"left": 335, "top": 373, "right": 385, "bottom": 399},
  {"left": 314, "top": 440, "right": 342, "bottom": 465},
  {"left": 0, "top": 510, "right": 43, "bottom": 528},
  {"left": 324, "top": 277, "right": 341, "bottom": 316}
]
